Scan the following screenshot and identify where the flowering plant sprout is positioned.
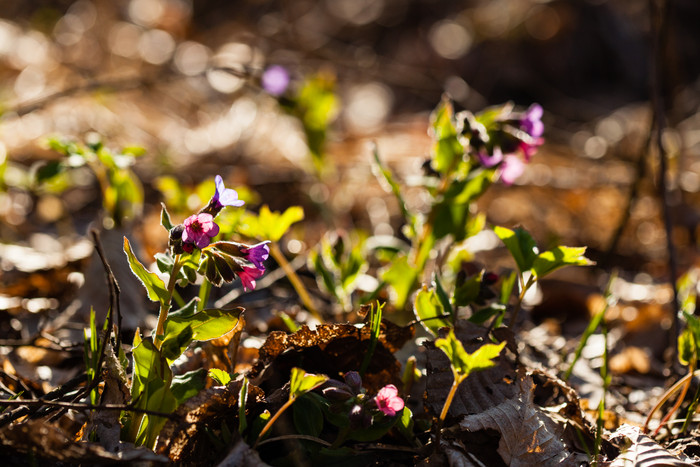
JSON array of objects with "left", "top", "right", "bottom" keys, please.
[
  {"left": 374, "top": 97, "right": 547, "bottom": 312},
  {"left": 122, "top": 174, "right": 269, "bottom": 447}
]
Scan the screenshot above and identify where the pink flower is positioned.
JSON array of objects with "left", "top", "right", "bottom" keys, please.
[
  {"left": 374, "top": 384, "right": 404, "bottom": 417},
  {"left": 237, "top": 266, "right": 264, "bottom": 291},
  {"left": 182, "top": 213, "right": 220, "bottom": 249},
  {"left": 500, "top": 155, "right": 525, "bottom": 185},
  {"left": 213, "top": 175, "right": 245, "bottom": 209},
  {"left": 241, "top": 241, "right": 270, "bottom": 269}
]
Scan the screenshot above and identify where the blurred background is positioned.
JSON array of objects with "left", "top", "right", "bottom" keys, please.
[{"left": 2, "top": 0, "right": 700, "bottom": 386}]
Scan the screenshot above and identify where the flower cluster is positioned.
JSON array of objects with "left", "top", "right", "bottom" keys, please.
[
  {"left": 316, "top": 371, "right": 405, "bottom": 432},
  {"left": 466, "top": 103, "right": 544, "bottom": 185},
  {"left": 169, "top": 175, "right": 269, "bottom": 290}
]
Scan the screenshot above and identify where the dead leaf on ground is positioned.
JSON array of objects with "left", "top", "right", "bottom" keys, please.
[
  {"left": 608, "top": 424, "right": 694, "bottom": 466},
  {"left": 459, "top": 375, "right": 589, "bottom": 466},
  {"left": 249, "top": 319, "right": 414, "bottom": 393},
  {"left": 156, "top": 379, "right": 265, "bottom": 464},
  {"left": 0, "top": 419, "right": 167, "bottom": 464}
]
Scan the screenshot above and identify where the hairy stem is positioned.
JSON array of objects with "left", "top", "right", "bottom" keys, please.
[{"left": 154, "top": 254, "right": 183, "bottom": 348}]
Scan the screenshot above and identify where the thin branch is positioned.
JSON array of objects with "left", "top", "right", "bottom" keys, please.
[
  {"left": 90, "top": 228, "right": 123, "bottom": 351},
  {"left": 6, "top": 75, "right": 156, "bottom": 119},
  {"left": 649, "top": 0, "right": 680, "bottom": 365},
  {"left": 0, "top": 398, "right": 177, "bottom": 420},
  {"left": 0, "top": 373, "right": 87, "bottom": 427}
]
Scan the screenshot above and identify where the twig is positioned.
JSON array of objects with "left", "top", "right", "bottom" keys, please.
[
  {"left": 0, "top": 373, "right": 87, "bottom": 427},
  {"left": 5, "top": 75, "right": 159, "bottom": 119},
  {"left": 0, "top": 398, "right": 177, "bottom": 420},
  {"left": 90, "top": 228, "right": 123, "bottom": 353},
  {"left": 256, "top": 434, "right": 332, "bottom": 448},
  {"left": 649, "top": 0, "right": 680, "bottom": 364},
  {"left": 604, "top": 125, "right": 653, "bottom": 263}
]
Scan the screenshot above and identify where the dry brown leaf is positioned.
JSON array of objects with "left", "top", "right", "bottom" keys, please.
[
  {"left": 155, "top": 380, "right": 265, "bottom": 464},
  {"left": 0, "top": 419, "right": 167, "bottom": 464},
  {"left": 608, "top": 424, "right": 693, "bottom": 467},
  {"left": 249, "top": 319, "right": 414, "bottom": 393},
  {"left": 459, "top": 376, "right": 588, "bottom": 466}
]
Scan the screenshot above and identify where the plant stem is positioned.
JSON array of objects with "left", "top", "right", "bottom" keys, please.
[
  {"left": 508, "top": 275, "right": 534, "bottom": 328},
  {"left": 198, "top": 279, "right": 212, "bottom": 311},
  {"left": 154, "top": 254, "right": 183, "bottom": 349},
  {"left": 268, "top": 242, "right": 322, "bottom": 321},
  {"left": 254, "top": 397, "right": 295, "bottom": 449},
  {"left": 435, "top": 374, "right": 464, "bottom": 450}
]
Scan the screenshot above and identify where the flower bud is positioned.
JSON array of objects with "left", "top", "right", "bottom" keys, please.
[
  {"left": 349, "top": 404, "right": 371, "bottom": 429},
  {"left": 344, "top": 371, "right": 362, "bottom": 392},
  {"left": 321, "top": 379, "right": 355, "bottom": 401}
]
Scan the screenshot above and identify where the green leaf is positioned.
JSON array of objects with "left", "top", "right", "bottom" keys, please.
[
  {"left": 293, "top": 394, "right": 324, "bottom": 437},
  {"left": 239, "top": 377, "right": 249, "bottom": 433},
  {"left": 359, "top": 302, "right": 384, "bottom": 376},
  {"left": 238, "top": 205, "right": 304, "bottom": 242},
  {"left": 289, "top": 367, "right": 328, "bottom": 400},
  {"left": 433, "top": 274, "right": 454, "bottom": 319},
  {"left": 453, "top": 274, "right": 481, "bottom": 307},
  {"left": 396, "top": 407, "right": 415, "bottom": 443},
  {"left": 414, "top": 287, "right": 450, "bottom": 337},
  {"left": 160, "top": 325, "right": 193, "bottom": 361},
  {"left": 500, "top": 270, "right": 517, "bottom": 305},
  {"left": 130, "top": 338, "right": 177, "bottom": 447},
  {"left": 430, "top": 97, "right": 464, "bottom": 173},
  {"left": 160, "top": 202, "right": 174, "bottom": 232},
  {"left": 381, "top": 255, "right": 418, "bottom": 309},
  {"left": 34, "top": 160, "right": 64, "bottom": 183},
  {"left": 168, "top": 297, "right": 199, "bottom": 320},
  {"left": 161, "top": 307, "right": 243, "bottom": 362},
  {"left": 531, "top": 246, "right": 593, "bottom": 279},
  {"left": 208, "top": 368, "right": 232, "bottom": 386},
  {"left": 493, "top": 226, "right": 539, "bottom": 273},
  {"left": 434, "top": 329, "right": 505, "bottom": 382},
  {"left": 123, "top": 237, "right": 169, "bottom": 304},
  {"left": 678, "top": 328, "right": 696, "bottom": 367},
  {"left": 467, "top": 304, "right": 505, "bottom": 325},
  {"left": 171, "top": 368, "right": 206, "bottom": 405},
  {"left": 432, "top": 171, "right": 493, "bottom": 241}
]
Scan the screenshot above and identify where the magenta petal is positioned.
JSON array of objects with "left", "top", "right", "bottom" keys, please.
[
  {"left": 500, "top": 155, "right": 525, "bottom": 185},
  {"left": 207, "top": 221, "right": 220, "bottom": 238}
]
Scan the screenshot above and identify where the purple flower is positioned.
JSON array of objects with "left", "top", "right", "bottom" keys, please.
[
  {"left": 374, "top": 384, "right": 404, "bottom": 417},
  {"left": 477, "top": 146, "right": 503, "bottom": 168},
  {"left": 240, "top": 241, "right": 270, "bottom": 270},
  {"left": 238, "top": 266, "right": 264, "bottom": 291},
  {"left": 213, "top": 175, "right": 245, "bottom": 209},
  {"left": 519, "top": 104, "right": 544, "bottom": 160},
  {"left": 182, "top": 213, "right": 220, "bottom": 249},
  {"left": 261, "top": 65, "right": 290, "bottom": 96},
  {"left": 500, "top": 155, "right": 525, "bottom": 185},
  {"left": 520, "top": 104, "right": 543, "bottom": 139}
]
